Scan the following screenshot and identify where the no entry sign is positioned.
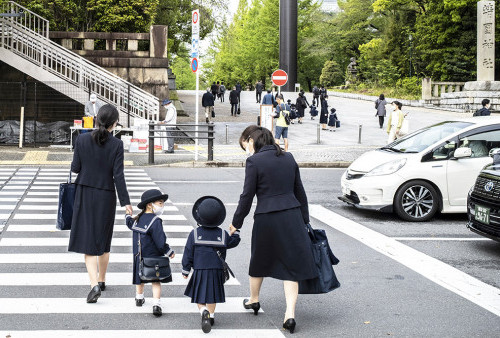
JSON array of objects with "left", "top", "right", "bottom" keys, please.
[
  {"left": 191, "top": 58, "right": 198, "bottom": 73},
  {"left": 272, "top": 69, "right": 288, "bottom": 87}
]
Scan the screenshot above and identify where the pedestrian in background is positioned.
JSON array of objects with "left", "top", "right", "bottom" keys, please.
[
  {"left": 211, "top": 82, "right": 218, "bottom": 98},
  {"left": 320, "top": 94, "right": 329, "bottom": 130},
  {"left": 255, "top": 80, "right": 263, "bottom": 103},
  {"left": 125, "top": 189, "right": 175, "bottom": 317},
  {"left": 84, "top": 93, "right": 103, "bottom": 119},
  {"left": 231, "top": 126, "right": 318, "bottom": 334},
  {"left": 473, "top": 99, "right": 492, "bottom": 116},
  {"left": 387, "top": 101, "right": 405, "bottom": 144},
  {"left": 160, "top": 99, "right": 176, "bottom": 153},
  {"left": 296, "top": 92, "right": 308, "bottom": 124},
  {"left": 312, "top": 85, "right": 320, "bottom": 107},
  {"left": 274, "top": 95, "right": 290, "bottom": 151},
  {"left": 182, "top": 196, "right": 241, "bottom": 333},
  {"left": 202, "top": 88, "right": 215, "bottom": 123},
  {"left": 262, "top": 89, "right": 275, "bottom": 105},
  {"left": 328, "top": 108, "right": 338, "bottom": 132},
  {"left": 219, "top": 82, "right": 226, "bottom": 103},
  {"left": 69, "top": 104, "right": 132, "bottom": 303},
  {"left": 229, "top": 86, "right": 239, "bottom": 117},
  {"left": 375, "top": 94, "right": 387, "bottom": 129},
  {"left": 319, "top": 85, "right": 327, "bottom": 98},
  {"left": 236, "top": 82, "right": 242, "bottom": 103}
]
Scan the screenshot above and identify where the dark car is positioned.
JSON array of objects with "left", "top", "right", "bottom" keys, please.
[{"left": 467, "top": 149, "right": 500, "bottom": 241}]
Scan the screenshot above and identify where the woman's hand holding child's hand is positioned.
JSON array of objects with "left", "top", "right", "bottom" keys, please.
[
  {"left": 229, "top": 224, "right": 237, "bottom": 235},
  {"left": 182, "top": 275, "right": 188, "bottom": 279},
  {"left": 125, "top": 205, "right": 133, "bottom": 215},
  {"left": 169, "top": 253, "right": 175, "bottom": 259}
]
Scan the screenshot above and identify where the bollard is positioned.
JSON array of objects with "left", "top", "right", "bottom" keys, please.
[
  {"left": 208, "top": 123, "right": 214, "bottom": 161},
  {"left": 19, "top": 106, "right": 24, "bottom": 148},
  {"left": 148, "top": 122, "right": 155, "bottom": 164},
  {"left": 257, "top": 116, "right": 261, "bottom": 126},
  {"left": 358, "top": 124, "right": 362, "bottom": 144},
  {"left": 225, "top": 124, "right": 229, "bottom": 144},
  {"left": 317, "top": 123, "right": 321, "bottom": 144}
]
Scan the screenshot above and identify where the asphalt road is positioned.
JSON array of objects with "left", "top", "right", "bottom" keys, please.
[{"left": 0, "top": 167, "right": 499, "bottom": 337}]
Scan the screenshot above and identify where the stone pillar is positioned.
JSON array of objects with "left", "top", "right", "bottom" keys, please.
[
  {"left": 128, "top": 40, "right": 138, "bottom": 51},
  {"left": 61, "top": 39, "right": 72, "bottom": 49},
  {"left": 106, "top": 39, "right": 116, "bottom": 50},
  {"left": 84, "top": 39, "right": 94, "bottom": 50},
  {"left": 150, "top": 25, "right": 168, "bottom": 58},
  {"left": 477, "top": 1, "right": 495, "bottom": 81},
  {"left": 421, "top": 78, "right": 432, "bottom": 100}
]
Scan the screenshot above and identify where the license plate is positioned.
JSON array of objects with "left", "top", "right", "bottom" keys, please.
[
  {"left": 342, "top": 184, "right": 351, "bottom": 195},
  {"left": 475, "top": 205, "right": 490, "bottom": 225}
]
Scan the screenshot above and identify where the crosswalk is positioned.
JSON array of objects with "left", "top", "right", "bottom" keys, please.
[{"left": 0, "top": 167, "right": 283, "bottom": 337}]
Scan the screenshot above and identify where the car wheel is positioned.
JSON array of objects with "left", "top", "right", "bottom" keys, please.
[{"left": 394, "top": 180, "right": 439, "bottom": 222}]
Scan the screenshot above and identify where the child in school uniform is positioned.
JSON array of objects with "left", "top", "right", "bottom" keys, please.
[
  {"left": 125, "top": 189, "right": 175, "bottom": 317},
  {"left": 328, "top": 108, "right": 338, "bottom": 132},
  {"left": 182, "top": 196, "right": 241, "bottom": 334}
]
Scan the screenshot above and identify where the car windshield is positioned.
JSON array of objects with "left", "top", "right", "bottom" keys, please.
[{"left": 382, "top": 121, "right": 473, "bottom": 153}]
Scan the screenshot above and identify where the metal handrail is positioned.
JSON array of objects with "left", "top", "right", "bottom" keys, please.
[
  {"left": 0, "top": 1, "right": 159, "bottom": 123},
  {"left": 2, "top": 1, "right": 48, "bottom": 38}
]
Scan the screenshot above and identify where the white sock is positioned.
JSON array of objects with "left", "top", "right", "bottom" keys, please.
[
  {"left": 153, "top": 298, "right": 160, "bottom": 306},
  {"left": 199, "top": 306, "right": 208, "bottom": 315},
  {"left": 210, "top": 313, "right": 215, "bottom": 319},
  {"left": 136, "top": 293, "right": 144, "bottom": 300}
]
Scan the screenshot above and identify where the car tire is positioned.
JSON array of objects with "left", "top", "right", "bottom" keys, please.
[{"left": 394, "top": 180, "right": 439, "bottom": 222}]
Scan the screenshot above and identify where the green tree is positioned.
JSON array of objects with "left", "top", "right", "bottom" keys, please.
[{"left": 319, "top": 60, "right": 344, "bottom": 87}]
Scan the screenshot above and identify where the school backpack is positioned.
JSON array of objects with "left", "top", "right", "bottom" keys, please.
[{"left": 313, "top": 87, "right": 320, "bottom": 96}]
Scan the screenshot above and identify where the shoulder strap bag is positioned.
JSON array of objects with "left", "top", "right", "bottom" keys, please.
[
  {"left": 214, "top": 248, "right": 235, "bottom": 284},
  {"left": 56, "top": 171, "right": 76, "bottom": 230}
]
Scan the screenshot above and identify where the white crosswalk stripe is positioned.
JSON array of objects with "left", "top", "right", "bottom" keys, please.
[{"left": 0, "top": 167, "right": 279, "bottom": 336}]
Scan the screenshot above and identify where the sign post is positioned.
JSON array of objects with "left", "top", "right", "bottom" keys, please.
[
  {"left": 271, "top": 69, "right": 288, "bottom": 98},
  {"left": 192, "top": 9, "right": 200, "bottom": 161}
]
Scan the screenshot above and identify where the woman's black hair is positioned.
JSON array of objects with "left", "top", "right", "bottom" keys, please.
[
  {"left": 92, "top": 104, "right": 119, "bottom": 146},
  {"left": 379, "top": 94, "right": 385, "bottom": 100},
  {"left": 392, "top": 101, "right": 403, "bottom": 110},
  {"left": 239, "top": 125, "right": 282, "bottom": 156},
  {"left": 239, "top": 125, "right": 260, "bottom": 151}
]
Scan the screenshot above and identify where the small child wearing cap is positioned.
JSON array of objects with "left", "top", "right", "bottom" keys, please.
[
  {"left": 125, "top": 189, "right": 175, "bottom": 317},
  {"left": 182, "top": 196, "right": 241, "bottom": 333}
]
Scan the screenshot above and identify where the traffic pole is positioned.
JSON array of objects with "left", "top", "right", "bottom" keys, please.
[{"left": 195, "top": 69, "right": 199, "bottom": 161}]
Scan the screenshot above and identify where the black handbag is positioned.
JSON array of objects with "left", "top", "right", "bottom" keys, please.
[
  {"left": 212, "top": 109, "right": 216, "bottom": 118},
  {"left": 215, "top": 248, "right": 235, "bottom": 284},
  {"left": 138, "top": 235, "right": 172, "bottom": 282},
  {"left": 299, "top": 223, "right": 340, "bottom": 294},
  {"left": 56, "top": 171, "right": 76, "bottom": 230}
]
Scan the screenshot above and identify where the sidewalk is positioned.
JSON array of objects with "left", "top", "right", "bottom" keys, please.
[{"left": 0, "top": 90, "right": 466, "bottom": 167}]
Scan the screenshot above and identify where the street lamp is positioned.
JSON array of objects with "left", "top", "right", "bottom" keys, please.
[{"left": 409, "top": 34, "right": 413, "bottom": 78}]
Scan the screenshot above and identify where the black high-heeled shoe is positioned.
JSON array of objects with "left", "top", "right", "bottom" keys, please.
[
  {"left": 86, "top": 285, "right": 101, "bottom": 303},
  {"left": 98, "top": 282, "right": 106, "bottom": 291},
  {"left": 283, "top": 318, "right": 296, "bottom": 334},
  {"left": 243, "top": 298, "right": 260, "bottom": 315}
]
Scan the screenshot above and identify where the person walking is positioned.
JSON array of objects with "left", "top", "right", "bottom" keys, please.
[
  {"left": 210, "top": 82, "right": 218, "bottom": 98},
  {"left": 230, "top": 126, "right": 318, "bottom": 334},
  {"left": 387, "top": 101, "right": 405, "bottom": 144},
  {"left": 255, "top": 80, "right": 263, "bottom": 103},
  {"left": 319, "top": 85, "right": 327, "bottom": 98},
  {"left": 182, "top": 196, "right": 241, "bottom": 333},
  {"left": 312, "top": 85, "right": 320, "bottom": 107},
  {"left": 125, "top": 189, "right": 175, "bottom": 317},
  {"left": 474, "top": 99, "right": 492, "bottom": 116},
  {"left": 274, "top": 95, "right": 290, "bottom": 151},
  {"left": 236, "top": 82, "right": 242, "bottom": 103},
  {"left": 320, "top": 94, "right": 329, "bottom": 130},
  {"left": 229, "top": 86, "right": 239, "bottom": 117},
  {"left": 261, "top": 89, "right": 275, "bottom": 105},
  {"left": 69, "top": 104, "right": 132, "bottom": 303},
  {"left": 328, "top": 108, "right": 338, "bottom": 132},
  {"left": 160, "top": 99, "right": 176, "bottom": 153},
  {"left": 219, "top": 82, "right": 226, "bottom": 102},
  {"left": 202, "top": 88, "right": 215, "bottom": 123},
  {"left": 296, "top": 92, "right": 308, "bottom": 124},
  {"left": 375, "top": 94, "right": 387, "bottom": 129}
]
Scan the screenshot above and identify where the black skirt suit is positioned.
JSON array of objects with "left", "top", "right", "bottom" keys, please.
[
  {"left": 69, "top": 132, "right": 130, "bottom": 256},
  {"left": 232, "top": 145, "right": 318, "bottom": 281}
]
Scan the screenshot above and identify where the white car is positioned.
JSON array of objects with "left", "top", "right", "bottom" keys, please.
[{"left": 339, "top": 117, "right": 500, "bottom": 221}]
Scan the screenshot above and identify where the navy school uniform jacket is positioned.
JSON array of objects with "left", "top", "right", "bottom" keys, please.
[
  {"left": 181, "top": 226, "right": 241, "bottom": 276},
  {"left": 125, "top": 213, "right": 174, "bottom": 258}
]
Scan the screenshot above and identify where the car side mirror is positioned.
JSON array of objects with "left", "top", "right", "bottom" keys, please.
[
  {"left": 489, "top": 148, "right": 500, "bottom": 158},
  {"left": 453, "top": 147, "right": 472, "bottom": 159}
]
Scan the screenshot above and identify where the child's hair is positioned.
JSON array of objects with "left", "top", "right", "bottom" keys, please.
[{"left": 134, "top": 208, "right": 146, "bottom": 221}]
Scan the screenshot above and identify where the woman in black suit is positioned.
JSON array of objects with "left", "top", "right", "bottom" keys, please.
[
  {"left": 230, "top": 126, "right": 317, "bottom": 333},
  {"left": 69, "top": 104, "right": 132, "bottom": 303}
]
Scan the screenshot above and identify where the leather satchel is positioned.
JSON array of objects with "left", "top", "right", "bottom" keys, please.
[
  {"left": 215, "top": 249, "right": 235, "bottom": 284},
  {"left": 56, "top": 171, "right": 76, "bottom": 230},
  {"left": 137, "top": 236, "right": 171, "bottom": 281}
]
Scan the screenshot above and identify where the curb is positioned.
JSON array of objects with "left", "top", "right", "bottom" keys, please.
[{"left": 144, "top": 161, "right": 352, "bottom": 168}]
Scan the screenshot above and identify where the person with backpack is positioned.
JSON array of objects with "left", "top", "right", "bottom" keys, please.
[
  {"left": 219, "top": 82, "right": 226, "bottom": 102},
  {"left": 296, "top": 92, "right": 308, "bottom": 124},
  {"left": 312, "top": 86, "right": 320, "bottom": 107},
  {"left": 375, "top": 94, "right": 387, "bottom": 129},
  {"left": 273, "top": 95, "right": 290, "bottom": 151},
  {"left": 474, "top": 99, "right": 492, "bottom": 116}
]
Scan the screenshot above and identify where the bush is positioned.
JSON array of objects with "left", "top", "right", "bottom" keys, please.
[
  {"left": 320, "top": 60, "right": 344, "bottom": 87},
  {"left": 395, "top": 77, "right": 421, "bottom": 97}
]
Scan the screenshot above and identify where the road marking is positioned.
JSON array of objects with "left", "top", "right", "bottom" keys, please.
[
  {"left": 0, "top": 330, "right": 282, "bottom": 338},
  {"left": 5, "top": 224, "right": 193, "bottom": 233},
  {"left": 155, "top": 181, "right": 240, "bottom": 183},
  {"left": 0, "top": 237, "right": 187, "bottom": 247},
  {"left": 16, "top": 205, "right": 179, "bottom": 212},
  {"left": 309, "top": 205, "right": 500, "bottom": 317},
  {"left": 0, "top": 272, "right": 239, "bottom": 286},
  {"left": 0, "top": 297, "right": 257, "bottom": 314},
  {"left": 0, "top": 253, "right": 182, "bottom": 264},
  {"left": 392, "top": 237, "right": 491, "bottom": 241},
  {"left": 12, "top": 213, "right": 186, "bottom": 221},
  {"left": 22, "top": 198, "right": 145, "bottom": 203}
]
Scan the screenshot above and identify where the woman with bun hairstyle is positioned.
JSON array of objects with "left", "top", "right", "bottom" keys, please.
[{"left": 69, "top": 104, "right": 132, "bottom": 303}]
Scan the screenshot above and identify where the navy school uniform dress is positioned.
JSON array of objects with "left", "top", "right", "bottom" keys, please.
[
  {"left": 125, "top": 213, "right": 174, "bottom": 285},
  {"left": 182, "top": 226, "right": 241, "bottom": 304},
  {"left": 328, "top": 111, "right": 338, "bottom": 127}
]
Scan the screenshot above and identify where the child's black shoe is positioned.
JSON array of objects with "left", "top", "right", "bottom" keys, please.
[
  {"left": 135, "top": 298, "right": 145, "bottom": 307},
  {"left": 210, "top": 318, "right": 214, "bottom": 326},
  {"left": 201, "top": 310, "right": 211, "bottom": 333},
  {"left": 153, "top": 305, "right": 162, "bottom": 317}
]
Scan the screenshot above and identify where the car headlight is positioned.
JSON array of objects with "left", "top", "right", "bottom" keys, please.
[{"left": 365, "top": 159, "right": 407, "bottom": 177}]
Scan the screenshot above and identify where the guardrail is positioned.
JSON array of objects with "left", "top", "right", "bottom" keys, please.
[
  {"left": 422, "top": 78, "right": 465, "bottom": 100},
  {"left": 148, "top": 123, "right": 215, "bottom": 164}
]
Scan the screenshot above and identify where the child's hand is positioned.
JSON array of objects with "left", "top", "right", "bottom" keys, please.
[
  {"left": 169, "top": 253, "right": 175, "bottom": 259},
  {"left": 125, "top": 205, "right": 133, "bottom": 215},
  {"left": 182, "top": 275, "right": 188, "bottom": 279},
  {"left": 229, "top": 224, "right": 237, "bottom": 235}
]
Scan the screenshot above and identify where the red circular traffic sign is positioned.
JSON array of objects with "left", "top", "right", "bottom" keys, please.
[
  {"left": 192, "top": 11, "right": 199, "bottom": 24},
  {"left": 272, "top": 69, "right": 288, "bottom": 87},
  {"left": 191, "top": 58, "right": 198, "bottom": 73}
]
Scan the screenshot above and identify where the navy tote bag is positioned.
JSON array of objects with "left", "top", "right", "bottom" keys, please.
[
  {"left": 56, "top": 171, "right": 76, "bottom": 230},
  {"left": 299, "top": 223, "right": 341, "bottom": 294}
]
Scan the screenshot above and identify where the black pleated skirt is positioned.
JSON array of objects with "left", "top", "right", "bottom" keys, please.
[
  {"left": 184, "top": 269, "right": 226, "bottom": 304},
  {"left": 250, "top": 207, "right": 318, "bottom": 281},
  {"left": 68, "top": 185, "right": 116, "bottom": 256}
]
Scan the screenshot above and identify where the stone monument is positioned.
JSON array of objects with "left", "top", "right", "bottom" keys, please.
[{"left": 428, "top": 1, "right": 499, "bottom": 113}]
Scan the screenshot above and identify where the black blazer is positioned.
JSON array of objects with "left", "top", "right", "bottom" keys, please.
[
  {"left": 202, "top": 92, "right": 215, "bottom": 107},
  {"left": 232, "top": 145, "right": 309, "bottom": 228},
  {"left": 71, "top": 132, "right": 130, "bottom": 206},
  {"left": 229, "top": 90, "right": 239, "bottom": 104}
]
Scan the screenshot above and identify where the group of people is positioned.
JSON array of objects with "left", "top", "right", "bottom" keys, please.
[
  {"left": 204, "top": 82, "right": 244, "bottom": 121},
  {"left": 374, "top": 94, "right": 409, "bottom": 144},
  {"left": 69, "top": 107, "right": 316, "bottom": 333}
]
